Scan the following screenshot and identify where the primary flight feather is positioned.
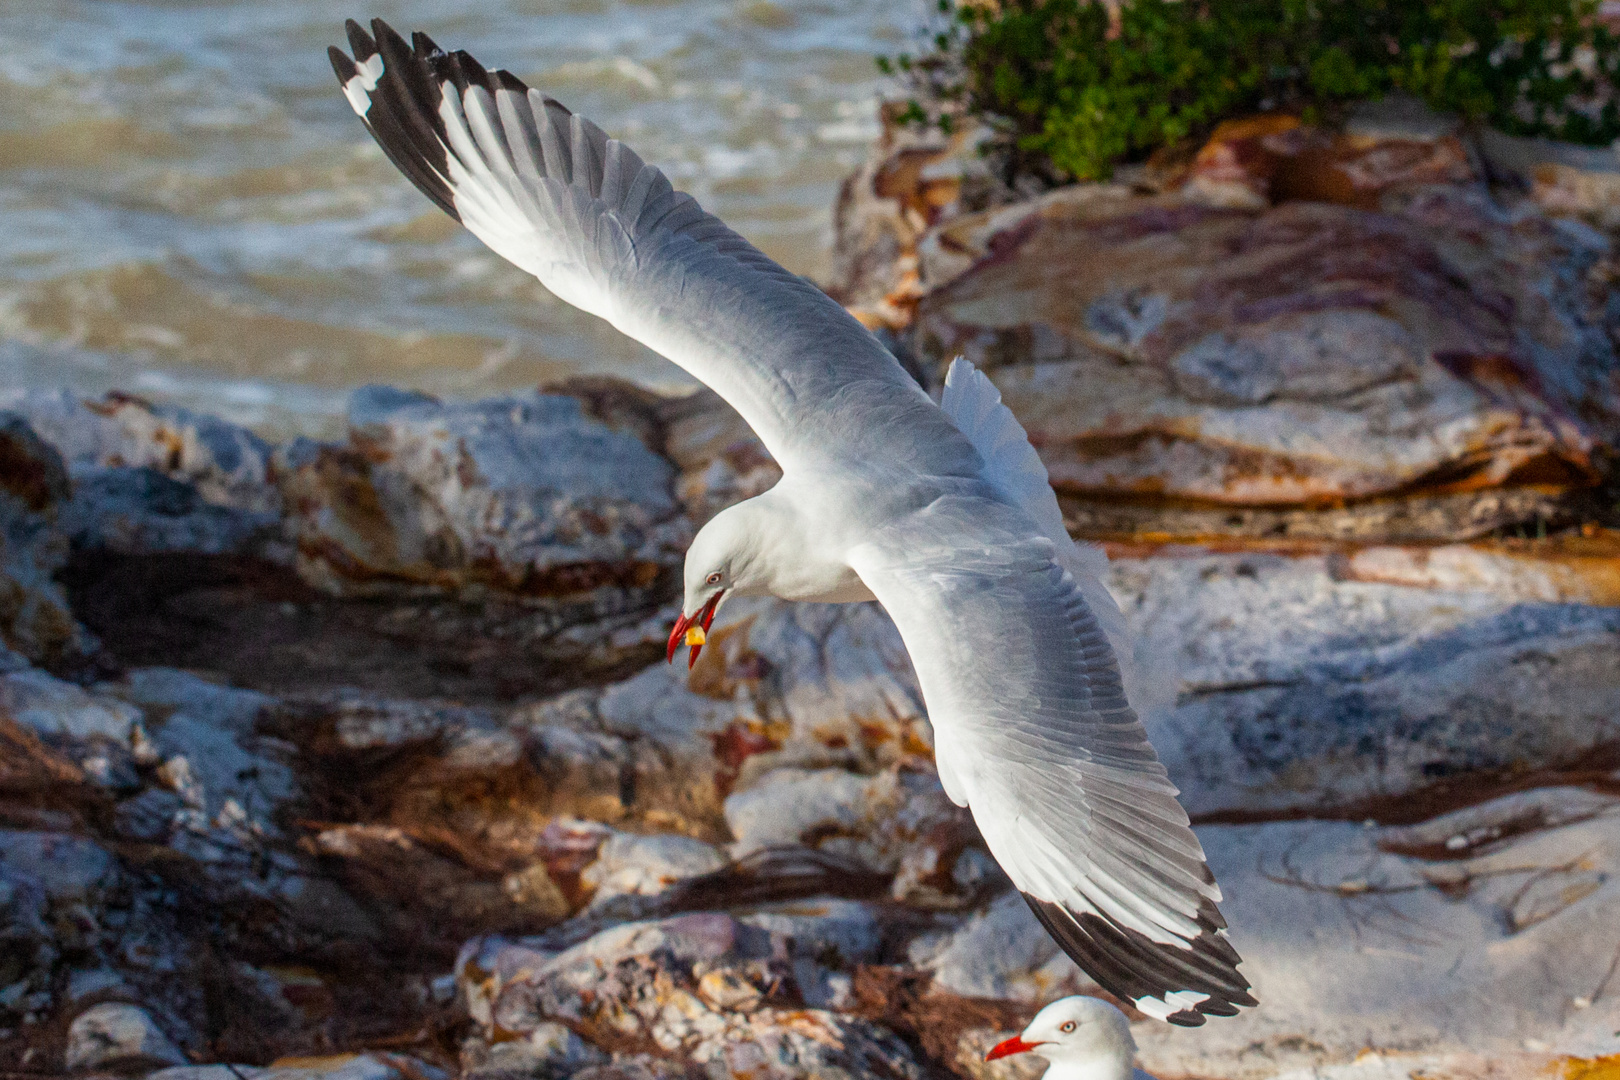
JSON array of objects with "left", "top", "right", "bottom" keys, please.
[{"left": 329, "top": 19, "right": 1254, "bottom": 1025}]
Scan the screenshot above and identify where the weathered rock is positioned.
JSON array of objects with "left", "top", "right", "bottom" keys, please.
[
  {"left": 910, "top": 184, "right": 1616, "bottom": 531},
  {"left": 461, "top": 1020, "right": 610, "bottom": 1078},
  {"left": 1270, "top": 1052, "right": 1618, "bottom": 1080},
  {"left": 1176, "top": 98, "right": 1477, "bottom": 211},
  {"left": 2, "top": 391, "right": 283, "bottom": 558},
  {"left": 64, "top": 1001, "right": 187, "bottom": 1072},
  {"left": 148, "top": 1054, "right": 449, "bottom": 1080},
  {"left": 58, "top": 466, "right": 280, "bottom": 557},
  {"left": 279, "top": 387, "right": 685, "bottom": 601},
  {"left": 1, "top": 391, "right": 278, "bottom": 514},
  {"left": 0, "top": 413, "right": 86, "bottom": 665},
  {"left": 458, "top": 911, "right": 923, "bottom": 1080},
  {"left": 581, "top": 830, "right": 727, "bottom": 908},
  {"left": 108, "top": 668, "right": 294, "bottom": 839},
  {"left": 1129, "top": 790, "right": 1620, "bottom": 1077},
  {"left": 2, "top": 667, "right": 141, "bottom": 744},
  {"left": 521, "top": 596, "right": 931, "bottom": 840},
  {"left": 1115, "top": 551, "right": 1620, "bottom": 818},
  {"left": 723, "top": 765, "right": 983, "bottom": 905},
  {"left": 827, "top": 106, "right": 1007, "bottom": 331},
  {"left": 951, "top": 1028, "right": 1049, "bottom": 1080},
  {"left": 0, "top": 412, "right": 71, "bottom": 514},
  {"left": 1335, "top": 529, "right": 1620, "bottom": 605},
  {"left": 658, "top": 389, "right": 779, "bottom": 528},
  {"left": 1478, "top": 127, "right": 1620, "bottom": 230},
  {"left": 907, "top": 892, "right": 1084, "bottom": 1004}
]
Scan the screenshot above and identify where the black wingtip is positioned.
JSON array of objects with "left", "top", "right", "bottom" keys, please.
[
  {"left": 345, "top": 18, "right": 376, "bottom": 60},
  {"left": 329, "top": 45, "right": 358, "bottom": 84},
  {"left": 495, "top": 68, "right": 530, "bottom": 94},
  {"left": 370, "top": 18, "right": 411, "bottom": 65},
  {"left": 412, "top": 29, "right": 446, "bottom": 62},
  {"left": 1023, "top": 893, "right": 1257, "bottom": 1024},
  {"left": 329, "top": 17, "right": 461, "bottom": 223}
]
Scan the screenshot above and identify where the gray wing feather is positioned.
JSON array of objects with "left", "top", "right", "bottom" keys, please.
[
  {"left": 330, "top": 20, "right": 974, "bottom": 478},
  {"left": 849, "top": 496, "right": 1253, "bottom": 1026}
]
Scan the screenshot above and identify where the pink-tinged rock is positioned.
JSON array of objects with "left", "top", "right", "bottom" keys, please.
[
  {"left": 912, "top": 184, "right": 1616, "bottom": 508},
  {"left": 278, "top": 387, "right": 687, "bottom": 599}
]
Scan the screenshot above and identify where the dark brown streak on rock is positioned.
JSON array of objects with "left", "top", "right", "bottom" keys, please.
[{"left": 1191, "top": 742, "right": 1620, "bottom": 828}]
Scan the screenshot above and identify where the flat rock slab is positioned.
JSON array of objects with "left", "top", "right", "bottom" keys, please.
[
  {"left": 280, "top": 387, "right": 686, "bottom": 599},
  {"left": 1113, "top": 552, "right": 1620, "bottom": 818},
  {"left": 911, "top": 184, "right": 1618, "bottom": 512},
  {"left": 1131, "top": 791, "right": 1620, "bottom": 1077}
]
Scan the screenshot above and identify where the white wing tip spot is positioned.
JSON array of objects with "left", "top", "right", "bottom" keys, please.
[
  {"left": 341, "top": 55, "right": 384, "bottom": 116},
  {"left": 1134, "top": 990, "right": 1211, "bottom": 1022}
]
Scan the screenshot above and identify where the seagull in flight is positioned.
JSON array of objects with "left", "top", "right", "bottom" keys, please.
[{"left": 328, "top": 19, "right": 1254, "bottom": 1025}]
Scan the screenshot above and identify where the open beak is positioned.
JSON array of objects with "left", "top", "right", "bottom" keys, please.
[
  {"left": 666, "top": 590, "right": 724, "bottom": 670},
  {"left": 985, "top": 1035, "right": 1043, "bottom": 1061}
]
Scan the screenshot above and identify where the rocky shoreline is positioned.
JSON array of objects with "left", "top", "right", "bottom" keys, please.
[{"left": 2, "top": 98, "right": 1620, "bottom": 1080}]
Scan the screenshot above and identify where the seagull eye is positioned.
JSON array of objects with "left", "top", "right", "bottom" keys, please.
[
  {"left": 705, "top": 572, "right": 722, "bottom": 585},
  {"left": 1060, "top": 1021, "right": 1077, "bottom": 1033}
]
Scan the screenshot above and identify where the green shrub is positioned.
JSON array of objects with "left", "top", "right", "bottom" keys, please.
[{"left": 881, "top": 0, "right": 1620, "bottom": 182}]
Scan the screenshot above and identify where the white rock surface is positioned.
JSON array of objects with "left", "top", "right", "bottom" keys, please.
[
  {"left": 0, "top": 667, "right": 139, "bottom": 743},
  {"left": 279, "top": 387, "right": 685, "bottom": 598},
  {"left": 64, "top": 1002, "right": 187, "bottom": 1071},
  {"left": 582, "top": 830, "right": 727, "bottom": 906},
  {"left": 1130, "top": 793, "right": 1620, "bottom": 1077},
  {"left": 909, "top": 891, "right": 1084, "bottom": 1002},
  {"left": 2, "top": 390, "right": 283, "bottom": 557},
  {"left": 1113, "top": 553, "right": 1620, "bottom": 816},
  {"left": 148, "top": 1055, "right": 449, "bottom": 1080},
  {"left": 1, "top": 390, "right": 279, "bottom": 514}
]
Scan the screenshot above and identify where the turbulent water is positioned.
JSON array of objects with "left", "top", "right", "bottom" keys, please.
[{"left": 0, "top": 0, "right": 917, "bottom": 439}]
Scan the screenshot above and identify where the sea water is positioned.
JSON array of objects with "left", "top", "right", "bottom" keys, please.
[{"left": 0, "top": 0, "right": 916, "bottom": 438}]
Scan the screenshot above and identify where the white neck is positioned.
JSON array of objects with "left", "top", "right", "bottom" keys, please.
[
  {"left": 715, "top": 484, "right": 875, "bottom": 603},
  {"left": 1039, "top": 1057, "right": 1140, "bottom": 1080}
]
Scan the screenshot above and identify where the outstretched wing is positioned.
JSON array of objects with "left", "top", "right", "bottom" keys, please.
[
  {"left": 849, "top": 497, "right": 1254, "bottom": 1026},
  {"left": 329, "top": 19, "right": 973, "bottom": 479}
]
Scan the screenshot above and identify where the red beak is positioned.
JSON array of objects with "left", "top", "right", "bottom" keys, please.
[
  {"left": 666, "top": 591, "right": 723, "bottom": 669},
  {"left": 985, "top": 1036, "right": 1042, "bottom": 1061}
]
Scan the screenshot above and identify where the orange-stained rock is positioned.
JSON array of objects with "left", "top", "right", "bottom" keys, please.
[
  {"left": 828, "top": 106, "right": 1008, "bottom": 331},
  {"left": 1172, "top": 98, "right": 1477, "bottom": 211},
  {"left": 1337, "top": 530, "right": 1620, "bottom": 605},
  {"left": 911, "top": 183, "right": 1616, "bottom": 509}
]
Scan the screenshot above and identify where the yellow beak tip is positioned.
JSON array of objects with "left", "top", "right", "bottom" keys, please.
[{"left": 684, "top": 626, "right": 707, "bottom": 646}]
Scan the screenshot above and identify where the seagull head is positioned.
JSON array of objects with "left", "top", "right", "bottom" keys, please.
[
  {"left": 986, "top": 996, "right": 1138, "bottom": 1079},
  {"left": 668, "top": 500, "right": 769, "bottom": 669}
]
